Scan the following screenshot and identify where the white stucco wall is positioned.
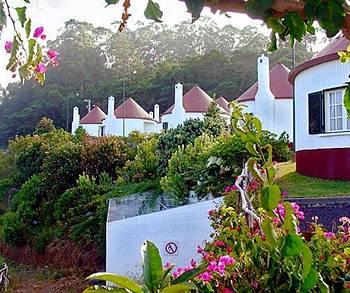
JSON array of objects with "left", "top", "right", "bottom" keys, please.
[
  {"left": 274, "top": 99, "right": 293, "bottom": 139},
  {"left": 106, "top": 197, "right": 223, "bottom": 279},
  {"left": 239, "top": 99, "right": 293, "bottom": 139},
  {"left": 104, "top": 118, "right": 157, "bottom": 136},
  {"left": 294, "top": 59, "right": 350, "bottom": 151},
  {"left": 80, "top": 124, "right": 101, "bottom": 136}
]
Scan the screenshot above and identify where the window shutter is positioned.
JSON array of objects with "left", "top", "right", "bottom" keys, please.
[{"left": 308, "top": 91, "right": 325, "bottom": 134}]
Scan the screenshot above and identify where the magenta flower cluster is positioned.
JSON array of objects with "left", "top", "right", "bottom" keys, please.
[
  {"left": 171, "top": 259, "right": 197, "bottom": 279},
  {"left": 197, "top": 255, "right": 235, "bottom": 283},
  {"left": 4, "top": 26, "right": 59, "bottom": 78},
  {"left": 273, "top": 202, "right": 304, "bottom": 224},
  {"left": 224, "top": 184, "right": 238, "bottom": 193}
]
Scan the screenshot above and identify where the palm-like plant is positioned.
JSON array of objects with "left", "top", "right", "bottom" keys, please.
[{"left": 84, "top": 240, "right": 201, "bottom": 293}]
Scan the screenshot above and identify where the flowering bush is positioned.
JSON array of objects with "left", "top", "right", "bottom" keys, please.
[{"left": 191, "top": 103, "right": 350, "bottom": 292}]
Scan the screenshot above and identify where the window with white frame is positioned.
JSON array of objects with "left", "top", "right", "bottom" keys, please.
[{"left": 325, "top": 89, "right": 350, "bottom": 132}]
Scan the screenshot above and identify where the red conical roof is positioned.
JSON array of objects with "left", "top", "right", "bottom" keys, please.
[
  {"left": 80, "top": 106, "right": 106, "bottom": 124},
  {"left": 216, "top": 96, "right": 230, "bottom": 113},
  {"left": 114, "top": 97, "right": 154, "bottom": 120},
  {"left": 237, "top": 62, "right": 292, "bottom": 102},
  {"left": 289, "top": 34, "right": 350, "bottom": 83},
  {"left": 163, "top": 85, "right": 226, "bottom": 114}
]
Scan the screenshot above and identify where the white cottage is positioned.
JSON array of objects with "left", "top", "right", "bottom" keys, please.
[
  {"left": 104, "top": 96, "right": 159, "bottom": 136},
  {"left": 289, "top": 34, "right": 350, "bottom": 180},
  {"left": 72, "top": 97, "right": 159, "bottom": 137},
  {"left": 72, "top": 105, "right": 106, "bottom": 136},
  {"left": 161, "top": 83, "right": 231, "bottom": 129},
  {"left": 236, "top": 55, "right": 293, "bottom": 139}
]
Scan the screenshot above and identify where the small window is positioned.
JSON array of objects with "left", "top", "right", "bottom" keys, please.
[
  {"left": 98, "top": 126, "right": 105, "bottom": 137},
  {"left": 325, "top": 89, "right": 350, "bottom": 132}
]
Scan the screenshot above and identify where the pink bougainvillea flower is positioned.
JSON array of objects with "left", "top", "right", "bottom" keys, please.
[
  {"left": 273, "top": 217, "right": 281, "bottom": 224},
  {"left": 197, "top": 271, "right": 212, "bottom": 283},
  {"left": 47, "top": 50, "right": 59, "bottom": 60},
  {"left": 214, "top": 240, "right": 225, "bottom": 247},
  {"left": 164, "top": 261, "right": 171, "bottom": 269},
  {"left": 208, "top": 209, "right": 216, "bottom": 216},
  {"left": 196, "top": 246, "right": 204, "bottom": 254},
  {"left": 40, "top": 34, "right": 47, "bottom": 40},
  {"left": 219, "top": 255, "right": 235, "bottom": 266},
  {"left": 281, "top": 191, "right": 288, "bottom": 197},
  {"left": 223, "top": 288, "right": 234, "bottom": 293},
  {"left": 5, "top": 41, "right": 12, "bottom": 53},
  {"left": 33, "top": 26, "right": 44, "bottom": 38},
  {"left": 224, "top": 186, "right": 231, "bottom": 193},
  {"left": 35, "top": 63, "right": 47, "bottom": 73},
  {"left": 324, "top": 232, "right": 335, "bottom": 239},
  {"left": 190, "top": 259, "right": 197, "bottom": 268}
]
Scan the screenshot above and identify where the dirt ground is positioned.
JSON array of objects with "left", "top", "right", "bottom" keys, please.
[{"left": 7, "top": 262, "right": 88, "bottom": 293}]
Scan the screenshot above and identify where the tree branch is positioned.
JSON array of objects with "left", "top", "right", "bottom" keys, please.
[{"left": 202, "top": 0, "right": 350, "bottom": 40}]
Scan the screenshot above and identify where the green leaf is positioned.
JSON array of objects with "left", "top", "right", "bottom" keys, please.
[
  {"left": 245, "top": 0, "right": 273, "bottom": 19},
  {"left": 104, "top": 0, "right": 119, "bottom": 7},
  {"left": 268, "top": 32, "right": 278, "bottom": 52},
  {"left": 267, "top": 16, "right": 285, "bottom": 34},
  {"left": 23, "top": 0, "right": 30, "bottom": 3},
  {"left": 6, "top": 36, "right": 19, "bottom": 71},
  {"left": 86, "top": 273, "right": 143, "bottom": 293},
  {"left": 282, "top": 233, "right": 303, "bottom": 257},
  {"left": 141, "top": 240, "right": 163, "bottom": 292},
  {"left": 262, "top": 218, "right": 277, "bottom": 246},
  {"left": 247, "top": 158, "right": 264, "bottom": 181},
  {"left": 252, "top": 117, "right": 262, "bottom": 134},
  {"left": 25, "top": 18, "right": 31, "bottom": 38},
  {"left": 160, "top": 282, "right": 198, "bottom": 293},
  {"left": 301, "top": 269, "right": 318, "bottom": 292},
  {"left": 0, "top": 1, "right": 6, "bottom": 32},
  {"left": 144, "top": 0, "right": 163, "bottom": 23},
  {"left": 282, "top": 202, "right": 298, "bottom": 233},
  {"left": 301, "top": 244, "right": 313, "bottom": 279},
  {"left": 261, "top": 184, "right": 281, "bottom": 211},
  {"left": 15, "top": 6, "right": 27, "bottom": 27},
  {"left": 283, "top": 11, "right": 306, "bottom": 42},
  {"left": 171, "top": 267, "right": 202, "bottom": 285},
  {"left": 18, "top": 64, "right": 31, "bottom": 81},
  {"left": 184, "top": 0, "right": 204, "bottom": 23},
  {"left": 246, "top": 142, "right": 259, "bottom": 157},
  {"left": 28, "top": 38, "right": 36, "bottom": 61},
  {"left": 304, "top": 0, "right": 321, "bottom": 20},
  {"left": 318, "top": 1, "right": 345, "bottom": 37},
  {"left": 344, "top": 84, "right": 350, "bottom": 117}
]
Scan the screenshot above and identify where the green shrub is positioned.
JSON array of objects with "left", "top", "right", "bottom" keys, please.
[
  {"left": 160, "top": 134, "right": 214, "bottom": 200},
  {"left": 80, "top": 136, "right": 129, "bottom": 179},
  {"left": 11, "top": 174, "right": 46, "bottom": 226},
  {"left": 123, "top": 136, "right": 159, "bottom": 182},
  {"left": 34, "top": 117, "right": 56, "bottom": 135},
  {"left": 156, "top": 118, "right": 205, "bottom": 176},
  {"left": 55, "top": 173, "right": 114, "bottom": 252},
  {"left": 261, "top": 130, "right": 293, "bottom": 162},
  {"left": 203, "top": 101, "right": 227, "bottom": 137},
  {"left": 1, "top": 212, "right": 27, "bottom": 246},
  {"left": 41, "top": 141, "right": 82, "bottom": 196}
]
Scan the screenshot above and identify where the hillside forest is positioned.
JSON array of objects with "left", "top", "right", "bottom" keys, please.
[{"left": 0, "top": 18, "right": 317, "bottom": 146}]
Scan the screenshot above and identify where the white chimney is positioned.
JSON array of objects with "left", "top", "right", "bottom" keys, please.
[
  {"left": 107, "top": 96, "right": 115, "bottom": 117},
  {"left": 71, "top": 106, "right": 80, "bottom": 134},
  {"left": 154, "top": 104, "right": 160, "bottom": 122},
  {"left": 255, "top": 54, "right": 275, "bottom": 132},
  {"left": 149, "top": 111, "right": 154, "bottom": 118},
  {"left": 174, "top": 83, "right": 184, "bottom": 112},
  {"left": 257, "top": 54, "right": 274, "bottom": 98}
]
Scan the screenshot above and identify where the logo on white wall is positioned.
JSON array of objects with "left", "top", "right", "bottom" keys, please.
[{"left": 165, "top": 242, "right": 178, "bottom": 255}]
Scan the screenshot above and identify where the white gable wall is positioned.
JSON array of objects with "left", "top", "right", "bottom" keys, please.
[{"left": 294, "top": 59, "right": 350, "bottom": 151}]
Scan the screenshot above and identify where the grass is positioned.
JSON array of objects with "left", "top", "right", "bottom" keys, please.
[{"left": 276, "top": 162, "right": 350, "bottom": 198}]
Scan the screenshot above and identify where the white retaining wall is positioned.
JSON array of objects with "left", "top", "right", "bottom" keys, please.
[{"left": 106, "top": 197, "right": 223, "bottom": 279}]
